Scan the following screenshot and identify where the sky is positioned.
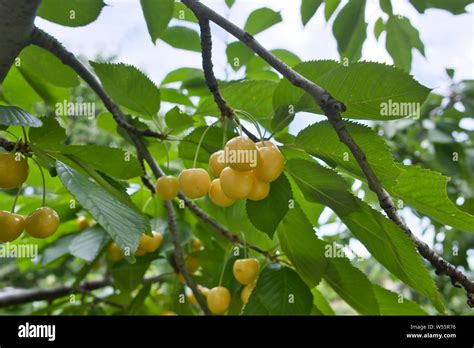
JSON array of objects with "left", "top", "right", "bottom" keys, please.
[{"left": 35, "top": 0, "right": 474, "bottom": 263}]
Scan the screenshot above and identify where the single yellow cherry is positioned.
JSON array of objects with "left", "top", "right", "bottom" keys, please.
[
  {"left": 179, "top": 168, "right": 211, "bottom": 199},
  {"left": 25, "top": 207, "right": 60, "bottom": 239},
  {"left": 224, "top": 136, "right": 259, "bottom": 171},
  {"left": 241, "top": 280, "right": 256, "bottom": 304},
  {"left": 0, "top": 153, "right": 29, "bottom": 189},
  {"left": 155, "top": 176, "right": 180, "bottom": 200},
  {"left": 207, "top": 286, "right": 231, "bottom": 314},
  {"left": 209, "top": 178, "right": 235, "bottom": 207},
  {"left": 77, "top": 216, "right": 91, "bottom": 231},
  {"left": 247, "top": 176, "right": 270, "bottom": 201},
  {"left": 107, "top": 243, "right": 124, "bottom": 261},
  {"left": 255, "top": 146, "right": 285, "bottom": 182},
  {"left": 139, "top": 231, "right": 163, "bottom": 253},
  {"left": 233, "top": 258, "right": 259, "bottom": 285},
  {"left": 219, "top": 167, "right": 254, "bottom": 200},
  {"left": 209, "top": 150, "right": 227, "bottom": 177},
  {"left": 185, "top": 255, "right": 200, "bottom": 274},
  {"left": 191, "top": 239, "right": 203, "bottom": 252},
  {"left": 0, "top": 210, "right": 25, "bottom": 243}
]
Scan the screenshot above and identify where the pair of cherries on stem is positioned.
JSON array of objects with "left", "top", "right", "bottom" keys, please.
[{"left": 0, "top": 153, "right": 60, "bottom": 243}]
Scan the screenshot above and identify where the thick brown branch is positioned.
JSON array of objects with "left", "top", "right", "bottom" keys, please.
[
  {"left": 182, "top": 0, "right": 474, "bottom": 305},
  {"left": 0, "top": 0, "right": 41, "bottom": 82},
  {"left": 0, "top": 274, "right": 168, "bottom": 309}
]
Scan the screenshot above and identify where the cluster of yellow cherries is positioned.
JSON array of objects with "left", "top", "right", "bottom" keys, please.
[
  {"left": 0, "top": 153, "right": 60, "bottom": 243},
  {"left": 154, "top": 135, "right": 285, "bottom": 206}
]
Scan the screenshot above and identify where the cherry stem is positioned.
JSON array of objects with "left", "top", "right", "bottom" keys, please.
[
  {"left": 31, "top": 157, "right": 46, "bottom": 207},
  {"left": 21, "top": 126, "right": 28, "bottom": 143},
  {"left": 218, "top": 245, "right": 233, "bottom": 287},
  {"left": 10, "top": 186, "right": 22, "bottom": 214},
  {"left": 241, "top": 231, "right": 247, "bottom": 259},
  {"left": 234, "top": 109, "right": 263, "bottom": 141},
  {"left": 222, "top": 117, "right": 228, "bottom": 148},
  {"left": 193, "top": 120, "right": 219, "bottom": 168}
]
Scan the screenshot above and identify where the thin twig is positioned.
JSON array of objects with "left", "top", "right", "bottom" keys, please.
[{"left": 182, "top": 0, "right": 474, "bottom": 305}]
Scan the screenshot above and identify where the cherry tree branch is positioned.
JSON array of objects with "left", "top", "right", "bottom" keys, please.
[
  {"left": 0, "top": 274, "right": 169, "bottom": 309},
  {"left": 197, "top": 17, "right": 259, "bottom": 142},
  {"left": 0, "top": 0, "right": 41, "bottom": 82},
  {"left": 182, "top": 0, "right": 474, "bottom": 305}
]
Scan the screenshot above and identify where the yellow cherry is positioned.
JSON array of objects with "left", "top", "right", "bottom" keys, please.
[
  {"left": 209, "top": 150, "right": 227, "bottom": 177},
  {"left": 0, "top": 210, "right": 25, "bottom": 243},
  {"left": 209, "top": 178, "right": 235, "bottom": 207},
  {"left": 219, "top": 167, "right": 254, "bottom": 200},
  {"left": 139, "top": 231, "right": 163, "bottom": 253},
  {"left": 224, "top": 136, "right": 259, "bottom": 172},
  {"left": 0, "top": 153, "right": 29, "bottom": 189},
  {"left": 247, "top": 176, "right": 270, "bottom": 201},
  {"left": 241, "top": 280, "right": 256, "bottom": 304},
  {"left": 191, "top": 239, "right": 203, "bottom": 252},
  {"left": 155, "top": 176, "right": 180, "bottom": 200},
  {"left": 107, "top": 243, "right": 124, "bottom": 262},
  {"left": 185, "top": 255, "right": 200, "bottom": 274},
  {"left": 179, "top": 168, "right": 211, "bottom": 199},
  {"left": 25, "top": 207, "right": 60, "bottom": 239},
  {"left": 77, "top": 216, "right": 91, "bottom": 231},
  {"left": 233, "top": 258, "right": 259, "bottom": 285},
  {"left": 207, "top": 286, "right": 231, "bottom": 314},
  {"left": 255, "top": 146, "right": 285, "bottom": 182}
]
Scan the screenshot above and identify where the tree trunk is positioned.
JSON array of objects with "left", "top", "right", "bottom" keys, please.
[{"left": 0, "top": 0, "right": 42, "bottom": 83}]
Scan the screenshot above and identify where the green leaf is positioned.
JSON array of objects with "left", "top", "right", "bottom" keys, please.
[
  {"left": 296, "top": 121, "right": 474, "bottom": 234},
  {"left": 29, "top": 117, "right": 66, "bottom": 149},
  {"left": 301, "top": 0, "right": 324, "bottom": 26},
  {"left": 173, "top": 2, "right": 198, "bottom": 23},
  {"left": 161, "top": 26, "right": 201, "bottom": 52},
  {"left": 374, "top": 18, "right": 385, "bottom": 40},
  {"left": 19, "top": 46, "right": 79, "bottom": 88},
  {"left": 285, "top": 159, "right": 444, "bottom": 312},
  {"left": 244, "top": 8, "right": 282, "bottom": 35},
  {"left": 38, "top": 0, "right": 105, "bottom": 27},
  {"left": 332, "top": 0, "right": 367, "bottom": 61},
  {"left": 273, "top": 61, "right": 431, "bottom": 121},
  {"left": 90, "top": 62, "right": 161, "bottom": 119},
  {"left": 165, "top": 106, "right": 195, "bottom": 131},
  {"left": 379, "top": 0, "right": 393, "bottom": 15},
  {"left": 225, "top": 0, "right": 236, "bottom": 8},
  {"left": 243, "top": 264, "right": 313, "bottom": 315},
  {"left": 246, "top": 174, "right": 292, "bottom": 239},
  {"left": 197, "top": 80, "right": 277, "bottom": 127},
  {"left": 278, "top": 204, "right": 328, "bottom": 287},
  {"left": 110, "top": 258, "right": 150, "bottom": 291},
  {"left": 41, "top": 235, "right": 76, "bottom": 265},
  {"left": 226, "top": 41, "right": 255, "bottom": 71},
  {"left": 62, "top": 145, "right": 143, "bottom": 180},
  {"left": 160, "top": 88, "right": 193, "bottom": 107},
  {"left": 56, "top": 162, "right": 147, "bottom": 261},
  {"left": 69, "top": 226, "right": 110, "bottom": 262},
  {"left": 324, "top": 255, "right": 380, "bottom": 315},
  {"left": 312, "top": 288, "right": 335, "bottom": 315},
  {"left": 141, "top": 0, "right": 175, "bottom": 42},
  {"left": 127, "top": 283, "right": 151, "bottom": 315},
  {"left": 374, "top": 285, "right": 428, "bottom": 315},
  {"left": 0, "top": 106, "right": 42, "bottom": 127},
  {"left": 246, "top": 49, "right": 301, "bottom": 81},
  {"left": 386, "top": 16, "right": 425, "bottom": 71},
  {"left": 161, "top": 67, "right": 203, "bottom": 85},
  {"left": 411, "top": 0, "right": 474, "bottom": 14},
  {"left": 324, "top": 0, "right": 341, "bottom": 21},
  {"left": 391, "top": 165, "right": 474, "bottom": 234}
]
